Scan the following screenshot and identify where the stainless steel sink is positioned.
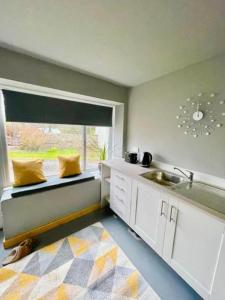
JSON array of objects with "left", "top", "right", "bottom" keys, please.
[{"left": 141, "top": 170, "right": 187, "bottom": 186}]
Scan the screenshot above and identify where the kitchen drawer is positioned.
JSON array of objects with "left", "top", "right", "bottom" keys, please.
[
  {"left": 111, "top": 170, "right": 131, "bottom": 191},
  {"left": 113, "top": 184, "right": 126, "bottom": 199},
  {"left": 112, "top": 190, "right": 126, "bottom": 208},
  {"left": 110, "top": 169, "right": 132, "bottom": 224}
]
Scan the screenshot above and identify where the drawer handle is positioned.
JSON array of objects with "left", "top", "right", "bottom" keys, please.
[
  {"left": 116, "top": 174, "right": 125, "bottom": 181},
  {"left": 160, "top": 201, "right": 167, "bottom": 217},
  {"left": 169, "top": 206, "right": 178, "bottom": 222},
  {"left": 115, "top": 185, "right": 125, "bottom": 193},
  {"left": 115, "top": 195, "right": 124, "bottom": 203}
]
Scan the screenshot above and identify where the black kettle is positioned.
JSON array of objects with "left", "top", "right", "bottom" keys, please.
[{"left": 141, "top": 152, "right": 152, "bottom": 168}]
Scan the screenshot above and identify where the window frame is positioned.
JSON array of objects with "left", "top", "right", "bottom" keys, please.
[
  {"left": 85, "top": 125, "right": 112, "bottom": 171},
  {"left": 83, "top": 125, "right": 87, "bottom": 170},
  {"left": 0, "top": 91, "right": 10, "bottom": 188},
  {"left": 0, "top": 83, "right": 119, "bottom": 188}
]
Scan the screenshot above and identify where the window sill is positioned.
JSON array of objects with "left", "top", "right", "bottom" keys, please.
[{"left": 2, "top": 171, "right": 99, "bottom": 201}]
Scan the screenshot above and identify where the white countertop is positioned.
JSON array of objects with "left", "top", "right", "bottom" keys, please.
[
  {"left": 102, "top": 159, "right": 152, "bottom": 176},
  {"left": 102, "top": 159, "right": 225, "bottom": 222}
]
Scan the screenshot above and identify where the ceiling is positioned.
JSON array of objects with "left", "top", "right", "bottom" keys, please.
[{"left": 0, "top": 0, "right": 225, "bottom": 87}]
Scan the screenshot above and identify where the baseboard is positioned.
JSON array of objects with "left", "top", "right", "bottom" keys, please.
[{"left": 3, "top": 202, "right": 101, "bottom": 249}]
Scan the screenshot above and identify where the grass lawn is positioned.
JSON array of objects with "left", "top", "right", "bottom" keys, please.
[{"left": 9, "top": 148, "right": 99, "bottom": 161}]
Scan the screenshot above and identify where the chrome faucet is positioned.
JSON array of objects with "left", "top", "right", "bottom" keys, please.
[{"left": 174, "top": 167, "right": 194, "bottom": 182}]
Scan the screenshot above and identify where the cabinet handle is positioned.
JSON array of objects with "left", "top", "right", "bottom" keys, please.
[
  {"left": 115, "top": 185, "right": 125, "bottom": 193},
  {"left": 115, "top": 195, "right": 124, "bottom": 203},
  {"left": 169, "top": 206, "right": 178, "bottom": 222},
  {"left": 160, "top": 201, "right": 167, "bottom": 217},
  {"left": 116, "top": 174, "right": 125, "bottom": 181}
]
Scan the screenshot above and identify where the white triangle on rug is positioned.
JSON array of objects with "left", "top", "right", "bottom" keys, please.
[
  {"left": 64, "top": 283, "right": 87, "bottom": 299},
  {"left": 6, "top": 252, "right": 35, "bottom": 273},
  {"left": 27, "top": 259, "right": 73, "bottom": 299},
  {"left": 92, "top": 222, "right": 103, "bottom": 228},
  {"left": 111, "top": 293, "right": 134, "bottom": 300},
  {"left": 116, "top": 253, "right": 134, "bottom": 269},
  {"left": 0, "top": 273, "right": 18, "bottom": 296}
]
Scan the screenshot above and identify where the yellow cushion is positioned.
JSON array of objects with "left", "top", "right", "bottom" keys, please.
[
  {"left": 12, "top": 159, "right": 47, "bottom": 187},
  {"left": 58, "top": 155, "right": 81, "bottom": 178}
]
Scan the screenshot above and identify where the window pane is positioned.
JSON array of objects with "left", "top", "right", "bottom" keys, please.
[
  {"left": 6, "top": 122, "right": 83, "bottom": 181},
  {"left": 86, "top": 126, "right": 110, "bottom": 169}
]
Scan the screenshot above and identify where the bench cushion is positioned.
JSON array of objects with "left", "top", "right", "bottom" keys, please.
[{"left": 2, "top": 172, "right": 95, "bottom": 200}]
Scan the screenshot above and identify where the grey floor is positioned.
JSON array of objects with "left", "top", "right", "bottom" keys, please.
[{"left": 0, "top": 208, "right": 202, "bottom": 300}]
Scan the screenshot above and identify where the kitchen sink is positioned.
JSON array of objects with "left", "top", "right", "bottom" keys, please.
[{"left": 140, "top": 170, "right": 187, "bottom": 186}]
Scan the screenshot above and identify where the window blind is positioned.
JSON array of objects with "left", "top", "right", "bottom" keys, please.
[{"left": 3, "top": 90, "right": 112, "bottom": 127}]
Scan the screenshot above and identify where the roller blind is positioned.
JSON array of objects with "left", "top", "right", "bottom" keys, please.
[{"left": 3, "top": 90, "right": 112, "bottom": 127}]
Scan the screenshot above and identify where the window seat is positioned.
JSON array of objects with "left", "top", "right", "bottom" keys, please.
[
  {"left": 1, "top": 171, "right": 101, "bottom": 248},
  {"left": 2, "top": 171, "right": 97, "bottom": 201}
]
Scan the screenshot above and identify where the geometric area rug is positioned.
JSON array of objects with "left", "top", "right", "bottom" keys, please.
[{"left": 0, "top": 222, "right": 160, "bottom": 299}]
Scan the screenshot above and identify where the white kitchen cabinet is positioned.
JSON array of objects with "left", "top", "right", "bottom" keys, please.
[
  {"left": 110, "top": 169, "right": 132, "bottom": 224},
  {"left": 210, "top": 236, "right": 225, "bottom": 300},
  {"left": 131, "top": 180, "right": 225, "bottom": 299},
  {"left": 130, "top": 181, "right": 168, "bottom": 255},
  {"left": 163, "top": 196, "right": 225, "bottom": 299},
  {"left": 102, "top": 162, "right": 225, "bottom": 299}
]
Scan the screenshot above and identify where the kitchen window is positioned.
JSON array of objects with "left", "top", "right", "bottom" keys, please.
[
  {"left": 5, "top": 122, "right": 111, "bottom": 182},
  {"left": 0, "top": 85, "right": 124, "bottom": 189}
]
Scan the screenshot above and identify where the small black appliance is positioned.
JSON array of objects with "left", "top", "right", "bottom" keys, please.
[
  {"left": 125, "top": 152, "right": 138, "bottom": 164},
  {"left": 141, "top": 152, "right": 152, "bottom": 168}
]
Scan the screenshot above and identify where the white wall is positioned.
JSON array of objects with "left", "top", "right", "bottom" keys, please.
[{"left": 127, "top": 53, "right": 225, "bottom": 178}]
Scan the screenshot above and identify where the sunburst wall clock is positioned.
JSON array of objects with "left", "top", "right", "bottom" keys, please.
[{"left": 176, "top": 92, "right": 224, "bottom": 138}]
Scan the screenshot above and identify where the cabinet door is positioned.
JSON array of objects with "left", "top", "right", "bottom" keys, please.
[
  {"left": 130, "top": 181, "right": 168, "bottom": 255},
  {"left": 163, "top": 197, "right": 225, "bottom": 299}
]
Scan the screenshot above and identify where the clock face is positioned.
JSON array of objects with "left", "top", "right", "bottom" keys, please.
[
  {"left": 193, "top": 111, "right": 203, "bottom": 121},
  {"left": 176, "top": 92, "right": 224, "bottom": 138}
]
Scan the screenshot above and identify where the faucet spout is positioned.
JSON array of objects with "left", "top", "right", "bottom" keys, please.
[{"left": 174, "top": 167, "right": 194, "bottom": 182}]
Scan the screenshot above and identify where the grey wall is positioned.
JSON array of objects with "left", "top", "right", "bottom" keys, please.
[
  {"left": 128, "top": 53, "right": 225, "bottom": 178},
  {"left": 0, "top": 47, "right": 128, "bottom": 159},
  {"left": 0, "top": 47, "right": 128, "bottom": 103}
]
